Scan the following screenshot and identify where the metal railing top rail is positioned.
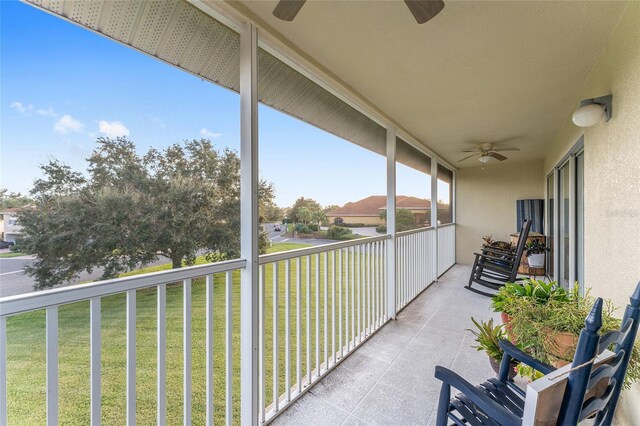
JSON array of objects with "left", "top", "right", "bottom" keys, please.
[
  {"left": 438, "top": 222, "right": 456, "bottom": 228},
  {"left": 396, "top": 226, "right": 435, "bottom": 237},
  {"left": 0, "top": 258, "right": 247, "bottom": 317},
  {"left": 258, "top": 234, "right": 391, "bottom": 264}
]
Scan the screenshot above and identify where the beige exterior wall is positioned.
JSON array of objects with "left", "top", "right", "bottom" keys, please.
[
  {"left": 327, "top": 215, "right": 382, "bottom": 226},
  {"left": 542, "top": 3, "right": 640, "bottom": 422},
  {"left": 455, "top": 160, "right": 544, "bottom": 265}
]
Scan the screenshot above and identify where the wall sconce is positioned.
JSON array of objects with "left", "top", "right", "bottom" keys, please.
[{"left": 572, "top": 94, "right": 612, "bottom": 127}]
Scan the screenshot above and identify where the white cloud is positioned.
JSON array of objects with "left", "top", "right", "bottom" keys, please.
[
  {"left": 98, "top": 120, "right": 130, "bottom": 138},
  {"left": 36, "top": 107, "right": 58, "bottom": 117},
  {"left": 54, "top": 114, "right": 84, "bottom": 134},
  {"left": 200, "top": 128, "right": 221, "bottom": 138},
  {"left": 10, "top": 101, "right": 33, "bottom": 115}
]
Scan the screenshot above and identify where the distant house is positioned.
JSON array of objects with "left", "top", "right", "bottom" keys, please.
[
  {"left": 326, "top": 195, "right": 448, "bottom": 227},
  {"left": 1, "top": 205, "right": 34, "bottom": 243}
]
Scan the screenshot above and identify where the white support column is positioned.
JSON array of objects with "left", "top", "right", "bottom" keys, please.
[
  {"left": 386, "top": 127, "right": 396, "bottom": 320},
  {"left": 431, "top": 158, "right": 439, "bottom": 278},
  {"left": 240, "top": 22, "right": 259, "bottom": 426}
]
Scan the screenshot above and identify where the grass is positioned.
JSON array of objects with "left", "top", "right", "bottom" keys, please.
[
  {"left": 6, "top": 242, "right": 386, "bottom": 425},
  {"left": 0, "top": 251, "right": 25, "bottom": 258}
]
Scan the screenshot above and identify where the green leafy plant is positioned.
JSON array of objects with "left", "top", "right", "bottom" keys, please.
[
  {"left": 490, "top": 279, "right": 569, "bottom": 315},
  {"left": 507, "top": 284, "right": 640, "bottom": 389},
  {"left": 482, "top": 235, "right": 515, "bottom": 252},
  {"left": 469, "top": 317, "right": 507, "bottom": 362},
  {"left": 525, "top": 240, "right": 550, "bottom": 257},
  {"left": 327, "top": 225, "right": 352, "bottom": 239}
]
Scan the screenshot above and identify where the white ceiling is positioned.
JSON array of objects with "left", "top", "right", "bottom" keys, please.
[{"left": 229, "top": 0, "right": 628, "bottom": 166}]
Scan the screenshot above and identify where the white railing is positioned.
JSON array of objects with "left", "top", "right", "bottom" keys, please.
[
  {"left": 0, "top": 259, "right": 246, "bottom": 426},
  {"left": 395, "top": 227, "right": 437, "bottom": 311},
  {"left": 257, "top": 235, "right": 389, "bottom": 424},
  {"left": 437, "top": 223, "right": 456, "bottom": 276},
  {"left": 0, "top": 228, "right": 455, "bottom": 425}
]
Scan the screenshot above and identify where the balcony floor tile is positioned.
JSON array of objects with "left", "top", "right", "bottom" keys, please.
[{"left": 272, "top": 265, "right": 499, "bottom": 426}]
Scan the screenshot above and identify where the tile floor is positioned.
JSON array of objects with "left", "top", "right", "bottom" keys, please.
[{"left": 272, "top": 265, "right": 501, "bottom": 425}]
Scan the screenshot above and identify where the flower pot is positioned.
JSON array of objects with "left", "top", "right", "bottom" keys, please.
[
  {"left": 501, "top": 312, "right": 516, "bottom": 341},
  {"left": 489, "top": 356, "right": 517, "bottom": 380},
  {"left": 527, "top": 253, "right": 545, "bottom": 268},
  {"left": 544, "top": 329, "right": 578, "bottom": 367}
]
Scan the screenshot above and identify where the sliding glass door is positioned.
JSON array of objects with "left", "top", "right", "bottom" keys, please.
[{"left": 547, "top": 139, "right": 584, "bottom": 291}]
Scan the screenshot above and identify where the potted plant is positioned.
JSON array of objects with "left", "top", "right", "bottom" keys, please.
[
  {"left": 507, "top": 284, "right": 640, "bottom": 387},
  {"left": 468, "top": 317, "right": 517, "bottom": 379},
  {"left": 525, "top": 240, "right": 549, "bottom": 268},
  {"left": 490, "top": 280, "right": 569, "bottom": 333}
]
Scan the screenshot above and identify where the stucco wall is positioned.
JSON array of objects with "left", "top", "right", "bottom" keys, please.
[
  {"left": 542, "top": 2, "right": 640, "bottom": 422},
  {"left": 455, "top": 160, "right": 544, "bottom": 265}
]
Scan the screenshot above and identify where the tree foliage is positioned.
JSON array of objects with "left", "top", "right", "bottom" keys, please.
[
  {"left": 288, "top": 197, "right": 326, "bottom": 225},
  {"left": 0, "top": 189, "right": 33, "bottom": 209},
  {"left": 18, "top": 137, "right": 274, "bottom": 289},
  {"left": 379, "top": 208, "right": 418, "bottom": 232}
]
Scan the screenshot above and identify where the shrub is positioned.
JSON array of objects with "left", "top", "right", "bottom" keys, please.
[
  {"left": 327, "top": 225, "right": 352, "bottom": 239},
  {"left": 295, "top": 223, "right": 312, "bottom": 234},
  {"left": 375, "top": 225, "right": 387, "bottom": 233},
  {"left": 307, "top": 223, "right": 319, "bottom": 232}
]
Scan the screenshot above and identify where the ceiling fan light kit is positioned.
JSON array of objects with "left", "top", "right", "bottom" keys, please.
[
  {"left": 479, "top": 155, "right": 491, "bottom": 163},
  {"left": 572, "top": 94, "right": 612, "bottom": 127}
]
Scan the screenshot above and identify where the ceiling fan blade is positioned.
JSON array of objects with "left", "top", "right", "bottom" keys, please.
[
  {"left": 273, "top": 0, "right": 307, "bottom": 21},
  {"left": 404, "top": 0, "right": 445, "bottom": 24},
  {"left": 493, "top": 147, "right": 520, "bottom": 152},
  {"left": 460, "top": 149, "right": 480, "bottom": 153},
  {"left": 489, "top": 152, "right": 508, "bottom": 161},
  {"left": 458, "top": 153, "right": 479, "bottom": 162}
]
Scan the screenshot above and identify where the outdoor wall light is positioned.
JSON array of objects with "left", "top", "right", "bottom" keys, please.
[{"left": 572, "top": 94, "right": 612, "bottom": 127}]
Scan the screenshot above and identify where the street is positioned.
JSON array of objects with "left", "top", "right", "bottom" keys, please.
[{"left": 0, "top": 224, "right": 341, "bottom": 298}]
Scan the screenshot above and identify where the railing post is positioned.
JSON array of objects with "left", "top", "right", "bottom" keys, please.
[
  {"left": 431, "top": 158, "right": 439, "bottom": 279},
  {"left": 240, "top": 22, "right": 259, "bottom": 426},
  {"left": 386, "top": 127, "right": 396, "bottom": 320}
]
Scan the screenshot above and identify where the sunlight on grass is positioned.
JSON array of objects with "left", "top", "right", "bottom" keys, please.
[{"left": 6, "top": 241, "right": 387, "bottom": 424}]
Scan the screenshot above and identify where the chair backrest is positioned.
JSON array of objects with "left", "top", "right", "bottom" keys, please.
[
  {"left": 557, "top": 281, "right": 640, "bottom": 426},
  {"left": 508, "top": 219, "right": 532, "bottom": 280}
]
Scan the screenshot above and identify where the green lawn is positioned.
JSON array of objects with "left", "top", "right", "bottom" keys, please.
[
  {"left": 6, "top": 242, "right": 385, "bottom": 425},
  {"left": 0, "top": 251, "right": 25, "bottom": 258}
]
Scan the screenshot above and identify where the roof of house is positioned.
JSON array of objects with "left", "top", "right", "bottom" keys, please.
[
  {"left": 1, "top": 204, "right": 36, "bottom": 214},
  {"left": 327, "top": 195, "right": 437, "bottom": 217}
]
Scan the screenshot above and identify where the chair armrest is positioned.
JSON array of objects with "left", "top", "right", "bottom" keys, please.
[
  {"left": 474, "top": 252, "right": 515, "bottom": 265},
  {"left": 482, "top": 247, "right": 516, "bottom": 257},
  {"left": 434, "top": 366, "right": 521, "bottom": 426},
  {"left": 498, "top": 340, "right": 556, "bottom": 377}
]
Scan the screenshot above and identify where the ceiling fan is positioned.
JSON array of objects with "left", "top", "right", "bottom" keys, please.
[
  {"left": 457, "top": 142, "right": 520, "bottom": 163},
  {"left": 273, "top": 0, "right": 445, "bottom": 24}
]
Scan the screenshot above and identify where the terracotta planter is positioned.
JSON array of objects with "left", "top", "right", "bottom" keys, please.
[
  {"left": 545, "top": 329, "right": 578, "bottom": 367},
  {"left": 489, "top": 356, "right": 517, "bottom": 380},
  {"left": 501, "top": 312, "right": 515, "bottom": 340}
]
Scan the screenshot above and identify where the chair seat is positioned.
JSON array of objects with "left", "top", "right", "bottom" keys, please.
[{"left": 447, "top": 379, "right": 525, "bottom": 426}]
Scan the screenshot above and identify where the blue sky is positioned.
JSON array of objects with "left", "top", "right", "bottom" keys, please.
[{"left": 1, "top": 1, "right": 445, "bottom": 207}]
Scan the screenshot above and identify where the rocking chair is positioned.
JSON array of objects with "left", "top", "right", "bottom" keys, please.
[
  {"left": 434, "top": 280, "right": 640, "bottom": 426},
  {"left": 466, "top": 219, "right": 532, "bottom": 297}
]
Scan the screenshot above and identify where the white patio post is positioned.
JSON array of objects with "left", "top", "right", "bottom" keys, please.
[
  {"left": 431, "top": 158, "right": 439, "bottom": 279},
  {"left": 386, "top": 127, "right": 397, "bottom": 320},
  {"left": 240, "top": 22, "right": 259, "bottom": 426}
]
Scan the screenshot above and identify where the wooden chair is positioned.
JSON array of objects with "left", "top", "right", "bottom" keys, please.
[
  {"left": 434, "top": 281, "right": 640, "bottom": 426},
  {"left": 465, "top": 219, "right": 532, "bottom": 297}
]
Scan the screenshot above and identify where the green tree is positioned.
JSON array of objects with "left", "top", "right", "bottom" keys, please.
[
  {"left": 0, "top": 189, "right": 33, "bottom": 209},
  {"left": 311, "top": 208, "right": 327, "bottom": 226},
  {"left": 379, "top": 208, "right": 417, "bottom": 232},
  {"left": 323, "top": 204, "right": 340, "bottom": 214},
  {"left": 18, "top": 137, "right": 275, "bottom": 289},
  {"left": 288, "top": 197, "right": 322, "bottom": 223},
  {"left": 297, "top": 207, "right": 312, "bottom": 224}
]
